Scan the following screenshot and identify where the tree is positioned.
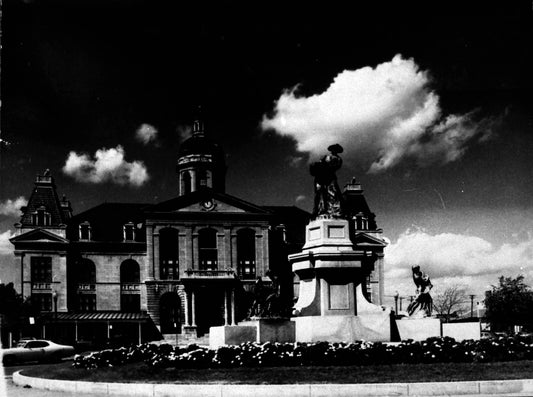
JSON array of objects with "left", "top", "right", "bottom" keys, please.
[
  {"left": 484, "top": 275, "right": 533, "bottom": 332},
  {"left": 433, "top": 285, "right": 469, "bottom": 322}
]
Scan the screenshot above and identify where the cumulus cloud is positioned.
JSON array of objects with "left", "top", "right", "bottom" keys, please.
[
  {"left": 0, "top": 230, "right": 14, "bottom": 255},
  {"left": 0, "top": 196, "right": 27, "bottom": 217},
  {"left": 135, "top": 123, "right": 158, "bottom": 145},
  {"left": 262, "top": 54, "right": 496, "bottom": 172},
  {"left": 63, "top": 145, "right": 149, "bottom": 187},
  {"left": 384, "top": 229, "right": 533, "bottom": 297}
]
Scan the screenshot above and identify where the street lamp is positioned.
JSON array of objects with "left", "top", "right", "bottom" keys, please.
[
  {"left": 394, "top": 291, "right": 399, "bottom": 314},
  {"left": 52, "top": 290, "right": 58, "bottom": 341},
  {"left": 469, "top": 294, "right": 476, "bottom": 318}
]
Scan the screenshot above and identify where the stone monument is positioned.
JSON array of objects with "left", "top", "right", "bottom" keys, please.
[{"left": 290, "top": 144, "right": 392, "bottom": 342}]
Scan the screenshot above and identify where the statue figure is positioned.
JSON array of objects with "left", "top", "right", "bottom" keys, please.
[
  {"left": 310, "top": 144, "right": 345, "bottom": 219},
  {"left": 248, "top": 271, "right": 289, "bottom": 318},
  {"left": 407, "top": 265, "right": 433, "bottom": 317}
]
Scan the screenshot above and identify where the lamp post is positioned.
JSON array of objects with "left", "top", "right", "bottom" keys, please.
[
  {"left": 469, "top": 294, "right": 475, "bottom": 318},
  {"left": 394, "top": 291, "right": 399, "bottom": 313},
  {"left": 52, "top": 290, "right": 58, "bottom": 341}
]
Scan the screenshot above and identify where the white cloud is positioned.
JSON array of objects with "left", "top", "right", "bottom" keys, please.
[
  {"left": 135, "top": 123, "right": 158, "bottom": 145},
  {"left": 0, "top": 197, "right": 27, "bottom": 217},
  {"left": 262, "top": 54, "right": 495, "bottom": 172},
  {"left": 384, "top": 229, "right": 533, "bottom": 297},
  {"left": 0, "top": 230, "right": 14, "bottom": 256},
  {"left": 62, "top": 145, "right": 149, "bottom": 187}
]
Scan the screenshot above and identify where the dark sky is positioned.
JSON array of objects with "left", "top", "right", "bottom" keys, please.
[{"left": 1, "top": 0, "right": 532, "bottom": 296}]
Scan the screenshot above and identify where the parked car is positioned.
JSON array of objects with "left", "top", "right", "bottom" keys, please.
[
  {"left": 15, "top": 337, "right": 37, "bottom": 347},
  {"left": 1, "top": 339, "right": 75, "bottom": 366}
]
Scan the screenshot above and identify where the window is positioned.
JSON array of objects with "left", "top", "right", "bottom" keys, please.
[
  {"left": 31, "top": 206, "right": 51, "bottom": 226},
  {"left": 160, "top": 228, "right": 179, "bottom": 280},
  {"left": 120, "top": 260, "right": 140, "bottom": 283},
  {"left": 121, "top": 294, "right": 140, "bottom": 312},
  {"left": 79, "top": 222, "right": 91, "bottom": 240},
  {"left": 32, "top": 293, "right": 52, "bottom": 311},
  {"left": 237, "top": 229, "right": 256, "bottom": 279},
  {"left": 31, "top": 257, "right": 52, "bottom": 283},
  {"left": 199, "top": 228, "right": 218, "bottom": 271},
  {"left": 26, "top": 341, "right": 49, "bottom": 348},
  {"left": 77, "top": 294, "right": 96, "bottom": 312},
  {"left": 197, "top": 169, "right": 212, "bottom": 188},
  {"left": 123, "top": 223, "right": 135, "bottom": 241},
  {"left": 181, "top": 171, "right": 192, "bottom": 195}
]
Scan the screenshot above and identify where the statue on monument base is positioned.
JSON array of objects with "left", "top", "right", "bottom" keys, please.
[
  {"left": 406, "top": 265, "right": 433, "bottom": 318},
  {"left": 310, "top": 143, "right": 345, "bottom": 219},
  {"left": 248, "top": 270, "right": 291, "bottom": 319}
]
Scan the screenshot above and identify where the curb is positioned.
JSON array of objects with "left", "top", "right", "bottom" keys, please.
[{"left": 13, "top": 371, "right": 533, "bottom": 397}]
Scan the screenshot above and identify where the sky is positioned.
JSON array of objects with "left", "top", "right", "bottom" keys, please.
[{"left": 1, "top": 1, "right": 532, "bottom": 308}]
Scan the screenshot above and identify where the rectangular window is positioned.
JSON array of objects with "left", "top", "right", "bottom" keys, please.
[
  {"left": 32, "top": 293, "right": 52, "bottom": 312},
  {"left": 121, "top": 294, "right": 140, "bottom": 312},
  {"left": 79, "top": 223, "right": 91, "bottom": 240},
  {"left": 31, "top": 257, "right": 52, "bottom": 283},
  {"left": 77, "top": 294, "right": 96, "bottom": 312},
  {"left": 124, "top": 224, "right": 135, "bottom": 241}
]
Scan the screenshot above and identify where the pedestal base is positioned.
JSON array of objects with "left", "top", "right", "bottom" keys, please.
[
  {"left": 240, "top": 318, "right": 295, "bottom": 343},
  {"left": 396, "top": 318, "right": 441, "bottom": 341},
  {"left": 209, "top": 325, "right": 256, "bottom": 349},
  {"left": 292, "top": 313, "right": 392, "bottom": 343}
]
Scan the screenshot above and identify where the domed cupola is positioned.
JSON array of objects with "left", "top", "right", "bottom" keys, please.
[{"left": 176, "top": 114, "right": 226, "bottom": 196}]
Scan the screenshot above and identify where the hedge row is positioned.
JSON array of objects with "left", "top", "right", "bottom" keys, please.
[{"left": 73, "top": 335, "right": 533, "bottom": 370}]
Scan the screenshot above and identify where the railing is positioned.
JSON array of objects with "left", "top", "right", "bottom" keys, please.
[
  {"left": 31, "top": 283, "right": 51, "bottom": 290},
  {"left": 121, "top": 283, "right": 141, "bottom": 291},
  {"left": 184, "top": 269, "right": 235, "bottom": 278},
  {"left": 77, "top": 283, "right": 96, "bottom": 291}
]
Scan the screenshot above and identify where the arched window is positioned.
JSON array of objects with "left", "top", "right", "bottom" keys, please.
[
  {"left": 78, "top": 259, "right": 96, "bottom": 284},
  {"left": 199, "top": 228, "right": 217, "bottom": 271},
  {"left": 160, "top": 228, "right": 179, "bottom": 280},
  {"left": 120, "top": 259, "right": 140, "bottom": 283},
  {"left": 181, "top": 171, "right": 192, "bottom": 195},
  {"left": 197, "top": 169, "right": 207, "bottom": 189},
  {"left": 120, "top": 259, "right": 140, "bottom": 312},
  {"left": 237, "top": 229, "right": 256, "bottom": 279}
]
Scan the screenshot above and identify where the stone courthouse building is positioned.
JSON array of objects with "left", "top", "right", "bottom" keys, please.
[{"left": 9, "top": 117, "right": 386, "bottom": 345}]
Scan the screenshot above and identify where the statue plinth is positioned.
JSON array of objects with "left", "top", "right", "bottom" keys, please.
[{"left": 290, "top": 218, "right": 392, "bottom": 342}]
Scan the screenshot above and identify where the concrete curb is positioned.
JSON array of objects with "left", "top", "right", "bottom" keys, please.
[{"left": 13, "top": 370, "right": 533, "bottom": 397}]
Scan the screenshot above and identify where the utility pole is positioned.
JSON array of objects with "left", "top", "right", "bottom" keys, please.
[{"left": 469, "top": 294, "right": 476, "bottom": 318}]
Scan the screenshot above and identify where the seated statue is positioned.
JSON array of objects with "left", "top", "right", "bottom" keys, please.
[{"left": 406, "top": 265, "right": 433, "bottom": 317}]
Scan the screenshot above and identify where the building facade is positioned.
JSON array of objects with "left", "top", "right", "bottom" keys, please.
[{"left": 8, "top": 118, "right": 386, "bottom": 345}]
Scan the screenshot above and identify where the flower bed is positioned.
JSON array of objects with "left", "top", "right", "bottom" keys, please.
[{"left": 72, "top": 335, "right": 533, "bottom": 370}]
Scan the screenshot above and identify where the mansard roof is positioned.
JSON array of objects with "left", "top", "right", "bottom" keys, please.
[
  {"left": 19, "top": 172, "right": 70, "bottom": 226},
  {"left": 67, "top": 202, "right": 149, "bottom": 242}
]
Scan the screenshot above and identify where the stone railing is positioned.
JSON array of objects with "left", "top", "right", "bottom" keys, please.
[
  {"left": 77, "top": 283, "right": 96, "bottom": 291},
  {"left": 31, "top": 282, "right": 51, "bottom": 290},
  {"left": 183, "top": 269, "right": 235, "bottom": 278},
  {"left": 120, "top": 283, "right": 141, "bottom": 292}
]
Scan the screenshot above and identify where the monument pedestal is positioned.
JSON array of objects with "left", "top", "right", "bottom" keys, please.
[
  {"left": 290, "top": 218, "right": 392, "bottom": 342},
  {"left": 396, "top": 318, "right": 441, "bottom": 341},
  {"left": 209, "top": 318, "right": 295, "bottom": 348}
]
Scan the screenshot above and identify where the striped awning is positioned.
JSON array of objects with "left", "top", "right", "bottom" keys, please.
[{"left": 42, "top": 311, "right": 151, "bottom": 322}]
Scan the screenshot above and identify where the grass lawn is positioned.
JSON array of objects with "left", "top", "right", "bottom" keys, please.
[{"left": 23, "top": 360, "right": 533, "bottom": 384}]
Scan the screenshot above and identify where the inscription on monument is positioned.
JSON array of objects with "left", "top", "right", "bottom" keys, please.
[{"left": 329, "top": 284, "right": 350, "bottom": 309}]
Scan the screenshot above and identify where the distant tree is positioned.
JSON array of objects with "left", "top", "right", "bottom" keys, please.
[
  {"left": 484, "top": 275, "right": 533, "bottom": 332},
  {"left": 433, "top": 285, "right": 469, "bottom": 322}
]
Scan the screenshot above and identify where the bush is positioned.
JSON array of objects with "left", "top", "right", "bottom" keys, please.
[{"left": 72, "top": 335, "right": 533, "bottom": 370}]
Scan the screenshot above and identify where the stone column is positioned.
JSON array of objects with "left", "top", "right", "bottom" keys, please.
[
  {"left": 217, "top": 230, "right": 225, "bottom": 269},
  {"left": 255, "top": 231, "right": 263, "bottom": 276},
  {"left": 231, "top": 288, "right": 236, "bottom": 326},
  {"left": 230, "top": 232, "right": 238, "bottom": 273},
  {"left": 190, "top": 170, "right": 197, "bottom": 192},
  {"left": 185, "top": 227, "right": 193, "bottom": 270},
  {"left": 184, "top": 290, "right": 191, "bottom": 326},
  {"left": 191, "top": 290, "right": 197, "bottom": 327},
  {"left": 153, "top": 229, "right": 160, "bottom": 280},
  {"left": 224, "top": 289, "right": 229, "bottom": 326},
  {"left": 224, "top": 227, "right": 232, "bottom": 271},
  {"left": 192, "top": 230, "right": 199, "bottom": 270},
  {"left": 262, "top": 226, "right": 269, "bottom": 276}
]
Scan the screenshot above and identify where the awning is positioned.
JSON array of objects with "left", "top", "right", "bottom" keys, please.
[{"left": 41, "top": 311, "right": 152, "bottom": 322}]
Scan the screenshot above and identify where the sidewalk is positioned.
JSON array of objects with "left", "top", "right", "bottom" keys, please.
[{"left": 13, "top": 370, "right": 533, "bottom": 397}]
